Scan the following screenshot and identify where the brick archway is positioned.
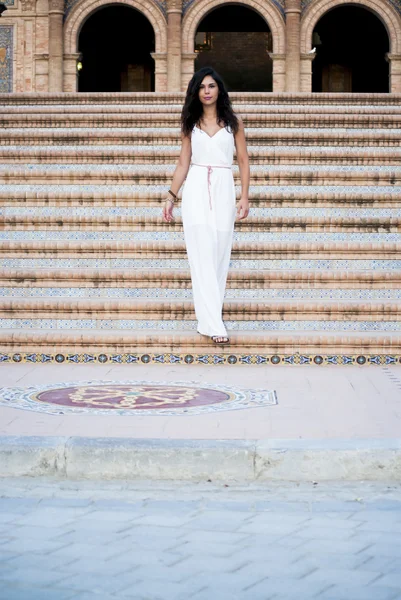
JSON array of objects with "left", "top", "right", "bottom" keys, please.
[
  {"left": 300, "top": 0, "right": 399, "bottom": 53},
  {"left": 64, "top": 0, "right": 167, "bottom": 55},
  {"left": 182, "top": 0, "right": 286, "bottom": 54}
]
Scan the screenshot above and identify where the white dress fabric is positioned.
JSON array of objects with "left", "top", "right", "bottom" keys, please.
[{"left": 182, "top": 125, "right": 236, "bottom": 337}]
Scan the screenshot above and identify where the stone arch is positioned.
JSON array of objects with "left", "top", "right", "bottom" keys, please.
[
  {"left": 182, "top": 0, "right": 286, "bottom": 55},
  {"left": 300, "top": 0, "right": 400, "bottom": 54},
  {"left": 64, "top": 0, "right": 167, "bottom": 55}
]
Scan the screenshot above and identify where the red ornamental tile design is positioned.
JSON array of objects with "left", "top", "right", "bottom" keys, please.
[{"left": 35, "top": 384, "right": 232, "bottom": 410}]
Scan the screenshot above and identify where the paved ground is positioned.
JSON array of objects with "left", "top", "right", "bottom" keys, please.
[
  {"left": 1, "top": 364, "right": 401, "bottom": 440},
  {"left": 0, "top": 478, "right": 401, "bottom": 600}
]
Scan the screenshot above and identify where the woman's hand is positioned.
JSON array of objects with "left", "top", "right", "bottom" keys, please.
[
  {"left": 163, "top": 198, "right": 175, "bottom": 223},
  {"left": 236, "top": 198, "right": 249, "bottom": 220}
]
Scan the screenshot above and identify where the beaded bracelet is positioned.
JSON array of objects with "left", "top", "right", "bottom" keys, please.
[{"left": 167, "top": 189, "right": 177, "bottom": 202}]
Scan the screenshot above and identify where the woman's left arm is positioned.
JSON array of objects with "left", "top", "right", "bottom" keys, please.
[{"left": 234, "top": 116, "right": 250, "bottom": 220}]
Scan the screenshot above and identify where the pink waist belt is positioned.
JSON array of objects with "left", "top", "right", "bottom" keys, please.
[{"left": 191, "top": 163, "right": 232, "bottom": 210}]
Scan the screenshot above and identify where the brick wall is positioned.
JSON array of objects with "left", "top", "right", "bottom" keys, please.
[{"left": 195, "top": 31, "right": 273, "bottom": 92}]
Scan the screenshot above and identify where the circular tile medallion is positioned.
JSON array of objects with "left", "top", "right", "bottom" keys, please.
[{"left": 0, "top": 380, "right": 277, "bottom": 416}]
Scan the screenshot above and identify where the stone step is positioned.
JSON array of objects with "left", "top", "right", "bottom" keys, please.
[
  {"left": 5, "top": 103, "right": 401, "bottom": 115},
  {"left": 1, "top": 298, "right": 400, "bottom": 322},
  {"left": 1, "top": 268, "right": 400, "bottom": 289},
  {"left": 1, "top": 92, "right": 400, "bottom": 106},
  {"left": 1, "top": 186, "right": 400, "bottom": 208},
  {"left": 1, "top": 240, "right": 399, "bottom": 260},
  {"left": 2, "top": 112, "right": 401, "bottom": 129},
  {"left": 1, "top": 164, "right": 400, "bottom": 186},
  {"left": 1, "top": 128, "right": 400, "bottom": 147},
  {"left": 1, "top": 328, "right": 400, "bottom": 356},
  {"left": 2, "top": 214, "right": 401, "bottom": 233},
  {"left": 2, "top": 145, "right": 401, "bottom": 166}
]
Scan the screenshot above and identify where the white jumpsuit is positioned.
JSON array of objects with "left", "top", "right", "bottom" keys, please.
[{"left": 182, "top": 125, "right": 236, "bottom": 337}]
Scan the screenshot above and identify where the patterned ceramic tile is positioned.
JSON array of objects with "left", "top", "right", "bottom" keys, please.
[
  {"left": 2, "top": 231, "right": 400, "bottom": 243},
  {"left": 0, "top": 26, "right": 13, "bottom": 93},
  {"left": 2, "top": 258, "right": 401, "bottom": 270},
  {"left": 0, "top": 352, "right": 399, "bottom": 367},
  {"left": 2, "top": 287, "right": 401, "bottom": 301},
  {"left": 1, "top": 319, "right": 400, "bottom": 332},
  {"left": 1, "top": 184, "right": 400, "bottom": 196},
  {"left": 4, "top": 163, "right": 400, "bottom": 175},
  {"left": 3, "top": 207, "right": 401, "bottom": 218}
]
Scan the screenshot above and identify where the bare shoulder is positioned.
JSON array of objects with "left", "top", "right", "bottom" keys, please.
[
  {"left": 236, "top": 115, "right": 244, "bottom": 127},
  {"left": 233, "top": 115, "right": 245, "bottom": 139}
]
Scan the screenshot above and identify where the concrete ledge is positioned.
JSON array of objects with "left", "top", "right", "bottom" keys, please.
[{"left": 0, "top": 436, "right": 400, "bottom": 481}]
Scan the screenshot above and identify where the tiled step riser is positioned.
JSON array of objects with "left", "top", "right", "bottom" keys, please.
[
  {"left": 4, "top": 207, "right": 401, "bottom": 219},
  {"left": 2, "top": 259, "right": 400, "bottom": 272},
  {"left": 2, "top": 318, "right": 401, "bottom": 333},
  {"left": 1, "top": 132, "right": 400, "bottom": 147},
  {"left": 2, "top": 287, "right": 401, "bottom": 301}
]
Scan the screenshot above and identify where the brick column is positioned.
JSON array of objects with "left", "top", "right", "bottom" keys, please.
[
  {"left": 285, "top": 0, "right": 301, "bottom": 91},
  {"left": 386, "top": 54, "right": 401, "bottom": 93},
  {"left": 34, "top": 53, "right": 49, "bottom": 92},
  {"left": 63, "top": 52, "right": 80, "bottom": 92},
  {"left": 48, "top": 0, "right": 64, "bottom": 91},
  {"left": 300, "top": 53, "right": 315, "bottom": 92},
  {"left": 268, "top": 53, "right": 286, "bottom": 92},
  {"left": 181, "top": 52, "right": 197, "bottom": 91},
  {"left": 166, "top": 0, "right": 182, "bottom": 92},
  {"left": 151, "top": 52, "right": 168, "bottom": 91}
]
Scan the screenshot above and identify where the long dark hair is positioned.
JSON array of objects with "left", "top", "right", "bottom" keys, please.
[{"left": 181, "top": 67, "right": 239, "bottom": 137}]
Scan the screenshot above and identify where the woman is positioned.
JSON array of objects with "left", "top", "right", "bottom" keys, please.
[{"left": 163, "top": 67, "right": 250, "bottom": 345}]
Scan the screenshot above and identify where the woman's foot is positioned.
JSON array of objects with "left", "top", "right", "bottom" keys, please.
[{"left": 211, "top": 336, "right": 230, "bottom": 345}]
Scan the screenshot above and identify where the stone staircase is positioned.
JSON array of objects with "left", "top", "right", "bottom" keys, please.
[{"left": 0, "top": 92, "right": 400, "bottom": 365}]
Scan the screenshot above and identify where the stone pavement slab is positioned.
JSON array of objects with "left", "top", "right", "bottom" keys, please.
[
  {"left": 1, "top": 364, "right": 401, "bottom": 441},
  {"left": 1, "top": 364, "right": 401, "bottom": 481},
  {"left": 0, "top": 478, "right": 401, "bottom": 600}
]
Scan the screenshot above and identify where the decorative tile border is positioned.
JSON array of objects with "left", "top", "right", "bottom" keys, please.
[
  {"left": 182, "top": 0, "right": 285, "bottom": 17},
  {"left": 388, "top": 0, "right": 401, "bottom": 17},
  {"left": 1, "top": 351, "right": 399, "bottom": 366},
  {"left": 0, "top": 379, "right": 277, "bottom": 416},
  {"left": 0, "top": 26, "right": 13, "bottom": 94}
]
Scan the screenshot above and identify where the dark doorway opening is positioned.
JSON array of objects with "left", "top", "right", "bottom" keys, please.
[
  {"left": 312, "top": 5, "right": 389, "bottom": 92},
  {"left": 78, "top": 5, "right": 155, "bottom": 92},
  {"left": 195, "top": 5, "right": 272, "bottom": 91}
]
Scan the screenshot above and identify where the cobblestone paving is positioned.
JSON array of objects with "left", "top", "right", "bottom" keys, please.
[{"left": 0, "top": 479, "right": 401, "bottom": 600}]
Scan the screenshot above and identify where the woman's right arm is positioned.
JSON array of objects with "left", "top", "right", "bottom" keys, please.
[{"left": 163, "top": 133, "right": 192, "bottom": 223}]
